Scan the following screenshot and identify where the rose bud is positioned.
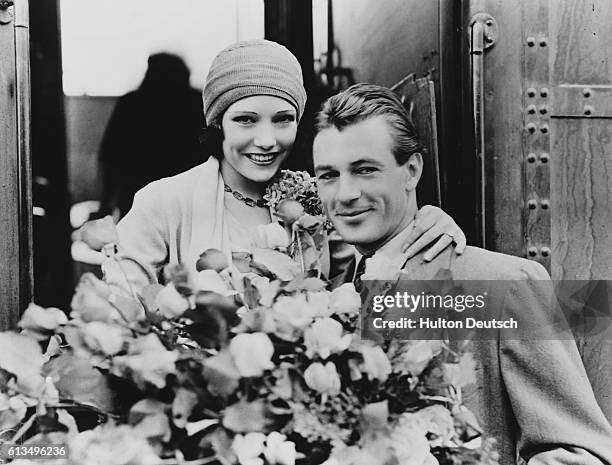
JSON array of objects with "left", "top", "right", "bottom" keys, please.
[
  {"left": 275, "top": 199, "right": 305, "bottom": 226},
  {"left": 196, "top": 248, "right": 229, "bottom": 272}
]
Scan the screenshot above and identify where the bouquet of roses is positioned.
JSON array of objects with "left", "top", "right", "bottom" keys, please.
[{"left": 0, "top": 216, "right": 497, "bottom": 465}]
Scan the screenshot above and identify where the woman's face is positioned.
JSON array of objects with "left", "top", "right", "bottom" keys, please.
[{"left": 220, "top": 95, "right": 298, "bottom": 186}]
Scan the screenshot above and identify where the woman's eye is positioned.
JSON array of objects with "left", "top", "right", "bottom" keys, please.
[
  {"left": 233, "top": 116, "right": 256, "bottom": 124},
  {"left": 274, "top": 114, "right": 296, "bottom": 124}
]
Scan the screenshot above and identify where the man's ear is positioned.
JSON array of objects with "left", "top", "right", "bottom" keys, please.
[{"left": 403, "top": 152, "right": 423, "bottom": 191}]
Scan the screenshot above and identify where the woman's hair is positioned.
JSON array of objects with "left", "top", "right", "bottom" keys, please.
[
  {"left": 199, "top": 124, "right": 224, "bottom": 161},
  {"left": 317, "top": 83, "right": 423, "bottom": 165}
]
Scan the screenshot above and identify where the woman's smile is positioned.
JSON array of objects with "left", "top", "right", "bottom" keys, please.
[{"left": 244, "top": 151, "right": 282, "bottom": 165}]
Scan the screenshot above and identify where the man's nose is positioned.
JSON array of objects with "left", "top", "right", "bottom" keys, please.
[
  {"left": 253, "top": 123, "right": 276, "bottom": 150},
  {"left": 336, "top": 175, "right": 361, "bottom": 203}
]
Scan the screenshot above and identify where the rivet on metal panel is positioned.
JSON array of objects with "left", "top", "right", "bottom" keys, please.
[
  {"left": 540, "top": 124, "right": 549, "bottom": 134},
  {"left": 527, "top": 199, "right": 538, "bottom": 210},
  {"left": 527, "top": 152, "right": 537, "bottom": 163},
  {"left": 583, "top": 88, "right": 592, "bottom": 98},
  {"left": 539, "top": 37, "right": 547, "bottom": 47},
  {"left": 528, "top": 247, "right": 538, "bottom": 257},
  {"left": 539, "top": 105, "right": 548, "bottom": 114},
  {"left": 584, "top": 105, "right": 593, "bottom": 116},
  {"left": 540, "top": 200, "right": 550, "bottom": 210},
  {"left": 539, "top": 152, "right": 549, "bottom": 163},
  {"left": 526, "top": 37, "right": 536, "bottom": 47},
  {"left": 527, "top": 88, "right": 537, "bottom": 98},
  {"left": 540, "top": 88, "right": 549, "bottom": 98},
  {"left": 540, "top": 247, "right": 551, "bottom": 257},
  {"left": 526, "top": 123, "right": 537, "bottom": 133},
  {"left": 526, "top": 104, "right": 537, "bottom": 114}
]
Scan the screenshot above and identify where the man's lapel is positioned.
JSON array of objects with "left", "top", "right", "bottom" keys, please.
[{"left": 329, "top": 256, "right": 356, "bottom": 290}]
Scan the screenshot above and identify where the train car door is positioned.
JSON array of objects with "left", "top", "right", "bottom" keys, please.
[{"left": 0, "top": 0, "right": 31, "bottom": 330}]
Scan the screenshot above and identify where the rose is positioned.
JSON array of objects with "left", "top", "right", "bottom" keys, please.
[
  {"left": 113, "top": 334, "right": 178, "bottom": 388},
  {"left": 70, "top": 273, "right": 120, "bottom": 323},
  {"left": 155, "top": 283, "right": 189, "bottom": 318},
  {"left": 304, "top": 362, "right": 341, "bottom": 395},
  {"left": 395, "top": 340, "right": 443, "bottom": 376},
  {"left": 304, "top": 318, "right": 352, "bottom": 360},
  {"left": 18, "top": 303, "right": 67, "bottom": 340},
  {"left": 412, "top": 405, "right": 455, "bottom": 448},
  {"left": 229, "top": 333, "right": 274, "bottom": 377},
  {"left": 194, "top": 269, "right": 232, "bottom": 295},
  {"left": 233, "top": 432, "right": 266, "bottom": 465},
  {"left": 359, "top": 345, "right": 392, "bottom": 382},
  {"left": 256, "top": 223, "right": 290, "bottom": 250},
  {"left": 275, "top": 199, "right": 305, "bottom": 226},
  {"left": 307, "top": 291, "right": 332, "bottom": 318},
  {"left": 250, "top": 276, "right": 281, "bottom": 308},
  {"left": 81, "top": 321, "right": 127, "bottom": 356},
  {"left": 264, "top": 432, "right": 297, "bottom": 465},
  {"left": 196, "top": 248, "right": 229, "bottom": 272},
  {"left": 329, "top": 283, "right": 361, "bottom": 315},
  {"left": 69, "top": 423, "right": 160, "bottom": 465},
  {"left": 272, "top": 294, "right": 317, "bottom": 329}
]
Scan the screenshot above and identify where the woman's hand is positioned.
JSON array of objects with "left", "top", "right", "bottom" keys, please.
[{"left": 401, "top": 205, "right": 467, "bottom": 261}]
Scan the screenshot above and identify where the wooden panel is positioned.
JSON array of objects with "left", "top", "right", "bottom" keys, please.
[
  {"left": 0, "top": 10, "right": 21, "bottom": 329},
  {"left": 549, "top": 0, "right": 612, "bottom": 280},
  {"left": 392, "top": 76, "right": 441, "bottom": 207},
  {"left": 550, "top": 0, "right": 612, "bottom": 86},
  {"left": 550, "top": 119, "right": 612, "bottom": 279},
  {"left": 331, "top": 0, "right": 439, "bottom": 87},
  {"left": 463, "top": 0, "right": 525, "bottom": 255}
]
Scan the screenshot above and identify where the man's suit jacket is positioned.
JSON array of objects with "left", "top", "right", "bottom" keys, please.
[{"left": 336, "top": 245, "right": 612, "bottom": 465}]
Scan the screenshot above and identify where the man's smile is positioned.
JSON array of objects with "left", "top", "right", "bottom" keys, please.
[{"left": 335, "top": 207, "right": 373, "bottom": 219}]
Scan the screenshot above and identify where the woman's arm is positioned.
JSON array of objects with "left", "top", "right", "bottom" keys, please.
[{"left": 401, "top": 205, "right": 467, "bottom": 261}]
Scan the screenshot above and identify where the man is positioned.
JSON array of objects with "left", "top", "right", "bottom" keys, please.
[{"left": 313, "top": 83, "right": 612, "bottom": 464}]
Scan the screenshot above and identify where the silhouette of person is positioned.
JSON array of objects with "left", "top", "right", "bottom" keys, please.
[{"left": 97, "top": 53, "right": 204, "bottom": 219}]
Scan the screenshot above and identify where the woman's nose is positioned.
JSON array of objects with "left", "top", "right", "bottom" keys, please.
[{"left": 253, "top": 123, "right": 276, "bottom": 150}]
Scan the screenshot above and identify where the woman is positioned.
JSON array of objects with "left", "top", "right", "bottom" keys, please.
[{"left": 105, "top": 39, "right": 465, "bottom": 294}]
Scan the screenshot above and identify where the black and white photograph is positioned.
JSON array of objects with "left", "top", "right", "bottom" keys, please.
[{"left": 0, "top": 1, "right": 611, "bottom": 464}]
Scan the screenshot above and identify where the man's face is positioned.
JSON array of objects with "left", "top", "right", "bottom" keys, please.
[{"left": 313, "top": 116, "right": 421, "bottom": 253}]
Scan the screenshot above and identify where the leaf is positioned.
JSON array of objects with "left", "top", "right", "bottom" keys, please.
[
  {"left": 129, "top": 399, "right": 172, "bottom": 442},
  {"left": 43, "top": 353, "right": 115, "bottom": 413},
  {"left": 202, "top": 350, "right": 240, "bottom": 397},
  {"left": 222, "top": 399, "right": 269, "bottom": 433},
  {"left": 251, "top": 248, "right": 301, "bottom": 281},
  {"left": 109, "top": 293, "right": 144, "bottom": 322},
  {"left": 283, "top": 276, "right": 327, "bottom": 293},
  {"left": 0, "top": 395, "right": 27, "bottom": 431},
  {"left": 361, "top": 400, "right": 389, "bottom": 432},
  {"left": 139, "top": 284, "right": 165, "bottom": 313},
  {"left": 0, "top": 332, "right": 46, "bottom": 396}
]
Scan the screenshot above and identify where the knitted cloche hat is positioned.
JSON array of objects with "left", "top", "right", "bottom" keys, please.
[{"left": 202, "top": 39, "right": 307, "bottom": 126}]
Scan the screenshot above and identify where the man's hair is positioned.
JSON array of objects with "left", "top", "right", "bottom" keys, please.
[{"left": 316, "top": 83, "right": 423, "bottom": 165}]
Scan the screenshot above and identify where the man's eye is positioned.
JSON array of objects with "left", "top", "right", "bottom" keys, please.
[
  {"left": 356, "top": 167, "right": 377, "bottom": 175},
  {"left": 317, "top": 172, "right": 337, "bottom": 181}
]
